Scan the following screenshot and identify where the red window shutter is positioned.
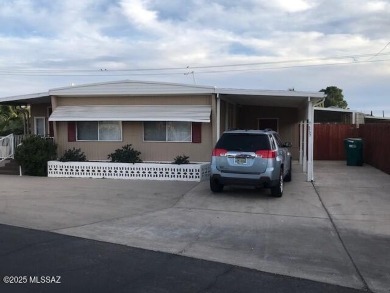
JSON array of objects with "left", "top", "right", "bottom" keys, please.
[
  {"left": 68, "top": 122, "right": 76, "bottom": 142},
  {"left": 192, "top": 122, "right": 201, "bottom": 143}
]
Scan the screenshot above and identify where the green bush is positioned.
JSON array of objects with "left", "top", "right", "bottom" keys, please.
[
  {"left": 108, "top": 144, "right": 142, "bottom": 163},
  {"left": 59, "top": 148, "right": 86, "bottom": 162},
  {"left": 172, "top": 154, "right": 190, "bottom": 165},
  {"left": 14, "top": 135, "right": 57, "bottom": 176}
]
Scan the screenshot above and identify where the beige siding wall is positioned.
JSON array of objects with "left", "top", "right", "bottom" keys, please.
[
  {"left": 56, "top": 121, "right": 213, "bottom": 162},
  {"left": 31, "top": 103, "right": 50, "bottom": 116},
  {"left": 220, "top": 100, "right": 227, "bottom": 134},
  {"left": 54, "top": 94, "right": 213, "bottom": 162},
  {"left": 220, "top": 101, "right": 235, "bottom": 133},
  {"left": 298, "top": 106, "right": 307, "bottom": 122},
  {"left": 30, "top": 103, "right": 51, "bottom": 135},
  {"left": 237, "top": 106, "right": 300, "bottom": 158}
]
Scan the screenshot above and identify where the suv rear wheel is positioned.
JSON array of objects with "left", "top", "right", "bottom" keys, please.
[
  {"left": 271, "top": 170, "right": 283, "bottom": 197},
  {"left": 210, "top": 179, "right": 224, "bottom": 193}
]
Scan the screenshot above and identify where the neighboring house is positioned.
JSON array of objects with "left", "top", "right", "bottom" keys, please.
[
  {"left": 0, "top": 80, "right": 325, "bottom": 181},
  {"left": 314, "top": 106, "right": 390, "bottom": 125},
  {"left": 314, "top": 107, "right": 365, "bottom": 125}
]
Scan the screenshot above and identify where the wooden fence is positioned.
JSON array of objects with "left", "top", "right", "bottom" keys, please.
[
  {"left": 359, "top": 124, "right": 390, "bottom": 174},
  {"left": 314, "top": 124, "right": 359, "bottom": 160},
  {"left": 314, "top": 123, "right": 390, "bottom": 174}
]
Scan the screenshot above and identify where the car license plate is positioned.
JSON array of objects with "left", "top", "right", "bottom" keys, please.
[{"left": 235, "top": 157, "right": 247, "bottom": 165}]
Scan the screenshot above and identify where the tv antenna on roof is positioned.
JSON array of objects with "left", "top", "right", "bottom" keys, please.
[{"left": 184, "top": 66, "right": 197, "bottom": 85}]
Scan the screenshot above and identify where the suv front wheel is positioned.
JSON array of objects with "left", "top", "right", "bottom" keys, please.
[{"left": 271, "top": 170, "right": 283, "bottom": 197}]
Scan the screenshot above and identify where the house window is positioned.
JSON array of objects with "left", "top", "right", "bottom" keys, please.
[
  {"left": 76, "top": 121, "right": 122, "bottom": 141},
  {"left": 144, "top": 122, "right": 192, "bottom": 142},
  {"left": 34, "top": 117, "right": 46, "bottom": 136}
]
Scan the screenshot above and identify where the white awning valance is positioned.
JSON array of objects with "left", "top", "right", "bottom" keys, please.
[{"left": 49, "top": 105, "right": 211, "bottom": 123}]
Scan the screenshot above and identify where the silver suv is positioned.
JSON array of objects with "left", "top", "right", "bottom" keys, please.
[{"left": 210, "top": 130, "right": 292, "bottom": 197}]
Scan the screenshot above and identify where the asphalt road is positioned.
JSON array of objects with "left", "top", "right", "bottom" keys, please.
[{"left": 0, "top": 224, "right": 365, "bottom": 293}]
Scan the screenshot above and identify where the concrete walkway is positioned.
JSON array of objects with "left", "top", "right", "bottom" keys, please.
[
  {"left": 313, "top": 161, "right": 390, "bottom": 293},
  {"left": 0, "top": 161, "right": 389, "bottom": 292}
]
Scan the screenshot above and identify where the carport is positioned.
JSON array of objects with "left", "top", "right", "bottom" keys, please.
[{"left": 212, "top": 88, "right": 325, "bottom": 182}]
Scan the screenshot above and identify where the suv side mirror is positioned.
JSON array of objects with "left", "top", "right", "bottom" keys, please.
[{"left": 283, "top": 142, "right": 292, "bottom": 148}]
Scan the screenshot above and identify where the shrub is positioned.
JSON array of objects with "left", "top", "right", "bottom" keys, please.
[
  {"left": 108, "top": 144, "right": 142, "bottom": 163},
  {"left": 14, "top": 135, "right": 57, "bottom": 176},
  {"left": 172, "top": 154, "right": 190, "bottom": 165},
  {"left": 59, "top": 148, "right": 86, "bottom": 162}
]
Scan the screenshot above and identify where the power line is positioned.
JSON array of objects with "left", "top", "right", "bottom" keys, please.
[
  {"left": 1, "top": 51, "right": 390, "bottom": 73},
  {"left": 0, "top": 52, "right": 389, "bottom": 77},
  {"left": 366, "top": 41, "right": 390, "bottom": 61},
  {"left": 194, "top": 58, "right": 390, "bottom": 74}
]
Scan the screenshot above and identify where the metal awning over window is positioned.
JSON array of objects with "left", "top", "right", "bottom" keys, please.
[{"left": 49, "top": 105, "right": 211, "bottom": 123}]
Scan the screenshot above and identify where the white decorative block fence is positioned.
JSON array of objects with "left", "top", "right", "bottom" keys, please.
[{"left": 48, "top": 161, "right": 211, "bottom": 182}]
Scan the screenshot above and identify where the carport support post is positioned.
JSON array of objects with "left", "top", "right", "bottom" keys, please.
[
  {"left": 303, "top": 120, "right": 307, "bottom": 173},
  {"left": 299, "top": 122, "right": 303, "bottom": 165},
  {"left": 216, "top": 93, "right": 221, "bottom": 140},
  {"left": 307, "top": 99, "right": 314, "bottom": 182},
  {"left": 233, "top": 104, "right": 237, "bottom": 129}
]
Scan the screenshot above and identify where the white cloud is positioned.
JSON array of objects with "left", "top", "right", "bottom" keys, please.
[
  {"left": 272, "top": 0, "right": 314, "bottom": 12},
  {"left": 120, "top": 0, "right": 158, "bottom": 28},
  {"left": 365, "top": 1, "right": 388, "bottom": 12},
  {"left": 0, "top": 0, "right": 389, "bottom": 115}
]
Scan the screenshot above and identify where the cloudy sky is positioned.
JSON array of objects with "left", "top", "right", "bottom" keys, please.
[{"left": 0, "top": 0, "right": 389, "bottom": 116}]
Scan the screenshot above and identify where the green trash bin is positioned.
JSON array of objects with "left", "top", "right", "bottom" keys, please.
[{"left": 344, "top": 138, "right": 363, "bottom": 166}]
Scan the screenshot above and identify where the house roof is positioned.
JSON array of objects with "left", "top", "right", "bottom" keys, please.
[
  {"left": 0, "top": 92, "right": 50, "bottom": 105},
  {"left": 48, "top": 80, "right": 216, "bottom": 96},
  {"left": 0, "top": 80, "right": 325, "bottom": 108},
  {"left": 219, "top": 88, "right": 324, "bottom": 107},
  {"left": 314, "top": 107, "right": 355, "bottom": 113},
  {"left": 364, "top": 115, "right": 390, "bottom": 121}
]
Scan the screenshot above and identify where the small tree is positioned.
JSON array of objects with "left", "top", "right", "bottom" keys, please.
[
  {"left": 15, "top": 135, "right": 57, "bottom": 176},
  {"left": 108, "top": 144, "right": 142, "bottom": 163},
  {"left": 59, "top": 148, "right": 87, "bottom": 162},
  {"left": 0, "top": 105, "right": 26, "bottom": 135},
  {"left": 319, "top": 86, "right": 348, "bottom": 109}
]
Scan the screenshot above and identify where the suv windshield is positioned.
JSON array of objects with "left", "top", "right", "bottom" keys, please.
[{"left": 215, "top": 133, "right": 270, "bottom": 152}]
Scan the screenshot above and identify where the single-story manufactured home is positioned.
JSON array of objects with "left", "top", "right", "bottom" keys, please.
[{"left": 0, "top": 80, "right": 325, "bottom": 181}]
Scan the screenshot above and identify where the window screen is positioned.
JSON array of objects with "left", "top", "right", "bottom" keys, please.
[
  {"left": 144, "top": 121, "right": 192, "bottom": 142},
  {"left": 77, "top": 121, "right": 121, "bottom": 141}
]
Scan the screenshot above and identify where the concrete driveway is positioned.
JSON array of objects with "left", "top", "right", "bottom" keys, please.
[{"left": 0, "top": 161, "right": 389, "bottom": 292}]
